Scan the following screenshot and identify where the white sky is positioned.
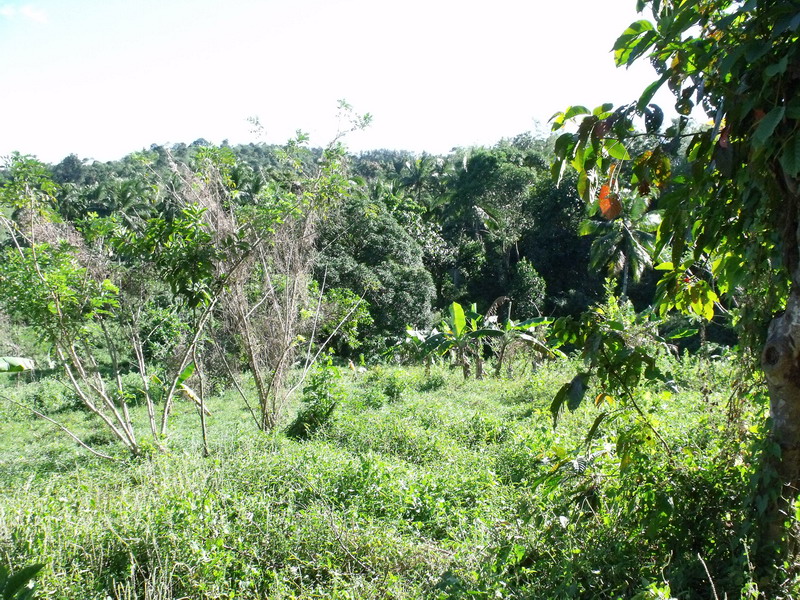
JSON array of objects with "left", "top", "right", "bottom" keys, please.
[{"left": 0, "top": 0, "right": 668, "bottom": 164}]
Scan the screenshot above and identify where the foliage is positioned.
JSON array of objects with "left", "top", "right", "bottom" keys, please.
[
  {"left": 578, "top": 191, "right": 662, "bottom": 298},
  {"left": 483, "top": 311, "right": 555, "bottom": 378},
  {"left": 0, "top": 357, "right": 774, "bottom": 599},
  {"left": 549, "top": 0, "right": 800, "bottom": 344},
  {"left": 314, "top": 286, "right": 373, "bottom": 356},
  {"left": 0, "top": 243, "right": 119, "bottom": 344},
  {"left": 508, "top": 258, "right": 546, "bottom": 319},
  {"left": 550, "top": 0, "right": 800, "bottom": 571},
  {"left": 0, "top": 563, "right": 43, "bottom": 600},
  {"left": 550, "top": 282, "right": 676, "bottom": 453},
  {"left": 425, "top": 301, "right": 504, "bottom": 379},
  {"left": 316, "top": 191, "right": 436, "bottom": 350},
  {"left": 285, "top": 355, "right": 344, "bottom": 440}
]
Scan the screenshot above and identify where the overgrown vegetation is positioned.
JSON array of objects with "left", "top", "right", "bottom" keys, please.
[
  {"left": 0, "top": 350, "right": 772, "bottom": 598},
  {"left": 2, "top": 1, "right": 800, "bottom": 596}
]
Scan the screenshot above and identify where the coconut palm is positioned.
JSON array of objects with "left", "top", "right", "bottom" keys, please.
[{"left": 579, "top": 192, "right": 661, "bottom": 298}]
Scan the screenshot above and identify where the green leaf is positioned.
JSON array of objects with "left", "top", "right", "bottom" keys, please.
[
  {"left": 578, "top": 219, "right": 600, "bottom": 236},
  {"left": 613, "top": 20, "right": 656, "bottom": 66},
  {"left": 516, "top": 317, "right": 553, "bottom": 328},
  {"left": 586, "top": 411, "right": 610, "bottom": 444},
  {"left": 576, "top": 170, "right": 590, "bottom": 202},
  {"left": 753, "top": 106, "right": 785, "bottom": 147},
  {"left": 553, "top": 133, "right": 575, "bottom": 160},
  {"left": 2, "top": 563, "right": 43, "bottom": 599},
  {"left": 780, "top": 134, "right": 800, "bottom": 178},
  {"left": 467, "top": 329, "right": 505, "bottom": 339},
  {"left": 550, "top": 383, "right": 570, "bottom": 428},
  {"left": 0, "top": 357, "right": 35, "bottom": 373},
  {"left": 667, "top": 327, "right": 698, "bottom": 339},
  {"left": 593, "top": 103, "right": 615, "bottom": 117},
  {"left": 765, "top": 55, "right": 788, "bottom": 79},
  {"left": 176, "top": 361, "right": 196, "bottom": 387},
  {"left": 643, "top": 104, "right": 664, "bottom": 133},
  {"left": 567, "top": 373, "right": 590, "bottom": 412},
  {"left": 448, "top": 302, "right": 467, "bottom": 337},
  {"left": 744, "top": 40, "right": 770, "bottom": 62},
  {"left": 564, "top": 105, "right": 591, "bottom": 120},
  {"left": 604, "top": 139, "right": 631, "bottom": 160}
]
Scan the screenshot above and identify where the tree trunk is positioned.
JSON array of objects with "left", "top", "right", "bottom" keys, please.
[
  {"left": 760, "top": 288, "right": 800, "bottom": 560},
  {"left": 620, "top": 261, "right": 629, "bottom": 300}
]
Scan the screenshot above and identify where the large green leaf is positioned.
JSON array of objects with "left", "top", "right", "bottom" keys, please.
[
  {"left": 516, "top": 316, "right": 554, "bottom": 328},
  {"left": 550, "top": 382, "right": 570, "bottom": 427},
  {"left": 175, "top": 361, "right": 196, "bottom": 387},
  {"left": 752, "top": 106, "right": 785, "bottom": 147},
  {"left": 448, "top": 302, "right": 466, "bottom": 337},
  {"left": 466, "top": 328, "right": 505, "bottom": 339},
  {"left": 0, "top": 357, "right": 35, "bottom": 373},
  {"left": 578, "top": 219, "right": 603, "bottom": 236},
  {"left": 604, "top": 139, "right": 631, "bottom": 161},
  {"left": 613, "top": 20, "right": 656, "bottom": 66},
  {"left": 0, "top": 562, "right": 43, "bottom": 599},
  {"left": 567, "top": 373, "right": 590, "bottom": 412}
]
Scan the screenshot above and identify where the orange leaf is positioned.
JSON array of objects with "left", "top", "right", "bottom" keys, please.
[{"left": 599, "top": 185, "right": 621, "bottom": 219}]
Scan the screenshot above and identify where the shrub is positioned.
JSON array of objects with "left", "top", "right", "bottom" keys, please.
[
  {"left": 14, "top": 378, "right": 80, "bottom": 414},
  {"left": 285, "top": 356, "right": 343, "bottom": 440},
  {"left": 510, "top": 258, "right": 546, "bottom": 319}
]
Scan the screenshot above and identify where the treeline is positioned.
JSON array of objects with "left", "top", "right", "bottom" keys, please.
[
  {"left": 0, "top": 129, "right": 692, "bottom": 455},
  {"left": 41, "top": 133, "right": 629, "bottom": 351}
]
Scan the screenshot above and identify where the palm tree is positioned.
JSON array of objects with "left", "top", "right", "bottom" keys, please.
[{"left": 579, "top": 192, "right": 661, "bottom": 298}]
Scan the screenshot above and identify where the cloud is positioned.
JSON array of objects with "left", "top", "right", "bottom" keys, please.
[{"left": 0, "top": 4, "right": 47, "bottom": 23}]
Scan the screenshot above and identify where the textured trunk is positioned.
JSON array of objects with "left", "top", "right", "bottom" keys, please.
[
  {"left": 760, "top": 288, "right": 800, "bottom": 558},
  {"left": 620, "top": 260, "right": 629, "bottom": 300}
]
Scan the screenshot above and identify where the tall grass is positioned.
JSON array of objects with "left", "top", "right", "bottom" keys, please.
[{"left": 0, "top": 355, "right": 785, "bottom": 598}]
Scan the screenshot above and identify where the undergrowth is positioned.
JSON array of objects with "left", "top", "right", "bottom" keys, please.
[{"left": 0, "top": 354, "right": 788, "bottom": 599}]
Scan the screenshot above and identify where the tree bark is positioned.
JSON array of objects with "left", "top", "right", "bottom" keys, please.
[{"left": 761, "top": 288, "right": 800, "bottom": 558}]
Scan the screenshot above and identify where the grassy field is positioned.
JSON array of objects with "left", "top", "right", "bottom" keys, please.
[{"left": 0, "top": 354, "right": 785, "bottom": 599}]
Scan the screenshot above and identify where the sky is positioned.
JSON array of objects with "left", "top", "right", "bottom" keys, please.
[{"left": 0, "top": 0, "right": 668, "bottom": 164}]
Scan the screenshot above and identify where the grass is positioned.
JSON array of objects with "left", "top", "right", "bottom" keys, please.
[{"left": 0, "top": 355, "right": 787, "bottom": 599}]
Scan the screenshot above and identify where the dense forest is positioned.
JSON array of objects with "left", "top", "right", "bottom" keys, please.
[{"left": 3, "top": 0, "right": 800, "bottom": 598}]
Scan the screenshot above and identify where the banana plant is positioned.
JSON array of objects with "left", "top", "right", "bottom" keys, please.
[
  {"left": 427, "top": 301, "right": 504, "bottom": 379},
  {"left": 400, "top": 326, "right": 442, "bottom": 375},
  {"left": 0, "top": 357, "right": 35, "bottom": 372},
  {"left": 485, "top": 316, "right": 556, "bottom": 377}
]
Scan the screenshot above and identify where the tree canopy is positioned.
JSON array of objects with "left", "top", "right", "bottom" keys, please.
[{"left": 551, "top": 0, "right": 800, "bottom": 569}]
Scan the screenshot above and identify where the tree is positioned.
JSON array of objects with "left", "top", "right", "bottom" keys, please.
[
  {"left": 0, "top": 153, "right": 244, "bottom": 457},
  {"left": 509, "top": 258, "right": 547, "bottom": 319},
  {"left": 315, "top": 189, "right": 436, "bottom": 351},
  {"left": 551, "top": 0, "right": 800, "bottom": 571},
  {"left": 578, "top": 191, "right": 661, "bottom": 299}
]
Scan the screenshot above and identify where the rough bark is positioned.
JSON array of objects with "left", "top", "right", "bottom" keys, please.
[{"left": 761, "top": 288, "right": 800, "bottom": 556}]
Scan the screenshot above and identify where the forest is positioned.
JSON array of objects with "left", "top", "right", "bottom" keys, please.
[{"left": 2, "top": 1, "right": 800, "bottom": 598}]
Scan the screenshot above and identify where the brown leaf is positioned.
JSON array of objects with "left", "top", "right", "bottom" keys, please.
[{"left": 599, "top": 185, "right": 622, "bottom": 220}]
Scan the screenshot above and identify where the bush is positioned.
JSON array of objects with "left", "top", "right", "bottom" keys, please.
[
  {"left": 285, "top": 357, "right": 343, "bottom": 440},
  {"left": 13, "top": 378, "right": 80, "bottom": 414},
  {"left": 417, "top": 370, "right": 446, "bottom": 392},
  {"left": 510, "top": 258, "right": 546, "bottom": 319}
]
